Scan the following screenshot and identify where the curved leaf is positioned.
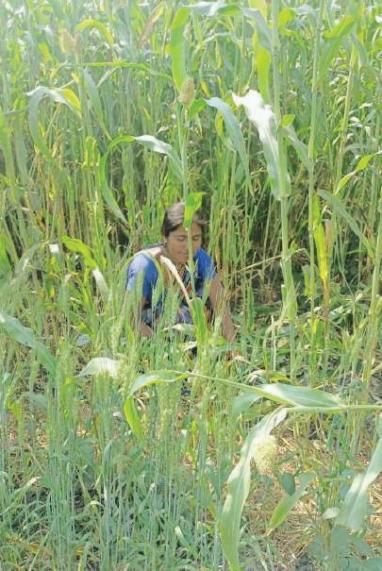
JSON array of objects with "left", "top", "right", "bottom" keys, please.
[
  {"left": 220, "top": 407, "right": 288, "bottom": 570},
  {"left": 0, "top": 311, "right": 56, "bottom": 375},
  {"left": 79, "top": 357, "right": 121, "bottom": 378},
  {"left": 268, "top": 472, "right": 314, "bottom": 532},
  {"left": 128, "top": 370, "right": 187, "bottom": 397},
  {"left": 253, "top": 383, "right": 343, "bottom": 408},
  {"left": 206, "top": 97, "right": 250, "bottom": 180},
  {"left": 335, "top": 416, "right": 382, "bottom": 531}
]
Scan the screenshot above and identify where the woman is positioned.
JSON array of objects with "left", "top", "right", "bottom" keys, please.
[{"left": 126, "top": 202, "right": 235, "bottom": 341}]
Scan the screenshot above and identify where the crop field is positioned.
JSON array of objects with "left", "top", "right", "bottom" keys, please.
[{"left": 1, "top": 1, "right": 382, "bottom": 569}]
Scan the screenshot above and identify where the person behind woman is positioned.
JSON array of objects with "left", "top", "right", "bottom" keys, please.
[{"left": 125, "top": 202, "right": 235, "bottom": 341}]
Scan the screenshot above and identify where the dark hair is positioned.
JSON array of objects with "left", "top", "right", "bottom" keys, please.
[{"left": 161, "top": 201, "right": 206, "bottom": 237}]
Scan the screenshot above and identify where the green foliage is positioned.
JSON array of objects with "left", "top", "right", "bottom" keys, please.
[{"left": 1, "top": 0, "right": 382, "bottom": 569}]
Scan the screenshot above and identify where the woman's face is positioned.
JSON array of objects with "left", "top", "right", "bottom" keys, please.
[{"left": 165, "top": 222, "right": 202, "bottom": 265}]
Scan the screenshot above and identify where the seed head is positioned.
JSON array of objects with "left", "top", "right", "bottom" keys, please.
[{"left": 253, "top": 435, "right": 278, "bottom": 475}]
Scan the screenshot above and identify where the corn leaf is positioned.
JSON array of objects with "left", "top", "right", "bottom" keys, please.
[
  {"left": 184, "top": 192, "right": 205, "bottom": 229},
  {"left": 221, "top": 407, "right": 288, "bottom": 571},
  {"left": 170, "top": 7, "right": 190, "bottom": 92},
  {"left": 123, "top": 398, "right": 143, "bottom": 439},
  {"left": 322, "top": 15, "right": 356, "bottom": 39},
  {"left": 233, "top": 90, "right": 289, "bottom": 200},
  {"left": 27, "top": 86, "right": 80, "bottom": 160},
  {"left": 253, "top": 383, "right": 343, "bottom": 408},
  {"left": 76, "top": 19, "right": 114, "bottom": 46},
  {"left": 62, "top": 236, "right": 97, "bottom": 269},
  {"left": 318, "top": 189, "right": 374, "bottom": 260},
  {"left": 335, "top": 416, "right": 382, "bottom": 531},
  {"left": 268, "top": 472, "right": 315, "bottom": 532},
  {"left": 335, "top": 152, "right": 381, "bottom": 194},
  {"left": 0, "top": 311, "right": 56, "bottom": 375},
  {"left": 134, "top": 135, "right": 183, "bottom": 179},
  {"left": 312, "top": 195, "right": 329, "bottom": 285},
  {"left": 206, "top": 97, "right": 250, "bottom": 180},
  {"left": 79, "top": 357, "right": 121, "bottom": 378},
  {"left": 128, "top": 370, "right": 187, "bottom": 397}
]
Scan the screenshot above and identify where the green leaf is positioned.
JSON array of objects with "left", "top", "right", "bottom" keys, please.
[
  {"left": 76, "top": 19, "right": 114, "bottom": 46},
  {"left": 253, "top": 383, "right": 343, "bottom": 408},
  {"left": 336, "top": 152, "right": 381, "bottom": 193},
  {"left": 79, "top": 357, "right": 121, "bottom": 378},
  {"left": 312, "top": 195, "right": 329, "bottom": 285},
  {"left": 280, "top": 114, "right": 295, "bottom": 129},
  {"left": 220, "top": 408, "right": 288, "bottom": 571},
  {"left": 318, "top": 189, "right": 374, "bottom": 260},
  {"left": 81, "top": 69, "right": 109, "bottom": 137},
  {"left": 184, "top": 192, "right": 205, "bottom": 229},
  {"left": 128, "top": 370, "right": 187, "bottom": 397},
  {"left": 134, "top": 135, "right": 182, "bottom": 179},
  {"left": 322, "top": 15, "right": 356, "bottom": 39},
  {"left": 27, "top": 86, "right": 80, "bottom": 160},
  {"left": 100, "top": 132, "right": 183, "bottom": 224},
  {"left": 336, "top": 416, "right": 382, "bottom": 531},
  {"left": 242, "top": 8, "right": 272, "bottom": 52},
  {"left": 185, "top": 2, "right": 240, "bottom": 17},
  {"left": 0, "top": 311, "right": 56, "bottom": 375},
  {"left": 188, "top": 98, "right": 206, "bottom": 119},
  {"left": 92, "top": 268, "right": 109, "bottom": 301},
  {"left": 278, "top": 7, "right": 295, "bottom": 32},
  {"left": 282, "top": 124, "right": 311, "bottom": 169},
  {"left": 268, "top": 472, "right": 314, "bottom": 532},
  {"left": 254, "top": 44, "right": 271, "bottom": 103},
  {"left": 60, "top": 88, "right": 82, "bottom": 116},
  {"left": 123, "top": 397, "right": 143, "bottom": 439},
  {"left": 232, "top": 392, "right": 261, "bottom": 420},
  {"left": 206, "top": 97, "right": 250, "bottom": 180},
  {"left": 170, "top": 7, "right": 190, "bottom": 92},
  {"left": 279, "top": 473, "right": 296, "bottom": 496},
  {"left": 62, "top": 236, "right": 97, "bottom": 269},
  {"left": 233, "top": 90, "right": 289, "bottom": 200}
]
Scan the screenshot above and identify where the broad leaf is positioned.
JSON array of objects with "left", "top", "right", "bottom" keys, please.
[
  {"left": 0, "top": 311, "right": 56, "bottom": 375},
  {"left": 170, "top": 8, "right": 190, "bottom": 92},
  {"left": 220, "top": 407, "right": 288, "bottom": 570},
  {"left": 79, "top": 357, "right": 121, "bottom": 378},
  {"left": 206, "top": 97, "right": 250, "bottom": 180},
  {"left": 335, "top": 416, "right": 382, "bottom": 531},
  {"left": 253, "top": 383, "right": 343, "bottom": 408},
  {"left": 184, "top": 192, "right": 205, "bottom": 229},
  {"left": 233, "top": 90, "right": 289, "bottom": 200},
  {"left": 268, "top": 472, "right": 314, "bottom": 532},
  {"left": 128, "top": 370, "right": 187, "bottom": 397}
]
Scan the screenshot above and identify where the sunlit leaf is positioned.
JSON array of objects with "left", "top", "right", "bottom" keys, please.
[
  {"left": 336, "top": 416, "right": 382, "bottom": 531},
  {"left": 233, "top": 90, "right": 289, "bottom": 200},
  {"left": 253, "top": 383, "right": 343, "bottom": 408},
  {"left": 79, "top": 357, "right": 121, "bottom": 378},
  {"left": 170, "top": 7, "right": 190, "bottom": 92},
  {"left": 184, "top": 192, "right": 205, "bottom": 229},
  {"left": 62, "top": 236, "right": 97, "bottom": 269},
  {"left": 206, "top": 97, "right": 250, "bottom": 180},
  {"left": 220, "top": 408, "right": 288, "bottom": 571},
  {"left": 76, "top": 19, "right": 114, "bottom": 46},
  {"left": 128, "top": 370, "right": 187, "bottom": 397}
]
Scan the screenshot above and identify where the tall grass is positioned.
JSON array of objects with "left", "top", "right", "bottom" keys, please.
[{"left": 1, "top": 1, "right": 382, "bottom": 569}]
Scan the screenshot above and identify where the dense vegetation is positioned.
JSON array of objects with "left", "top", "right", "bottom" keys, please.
[{"left": 1, "top": 1, "right": 381, "bottom": 569}]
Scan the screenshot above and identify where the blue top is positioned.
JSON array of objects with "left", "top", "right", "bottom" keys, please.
[{"left": 126, "top": 247, "right": 216, "bottom": 325}]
